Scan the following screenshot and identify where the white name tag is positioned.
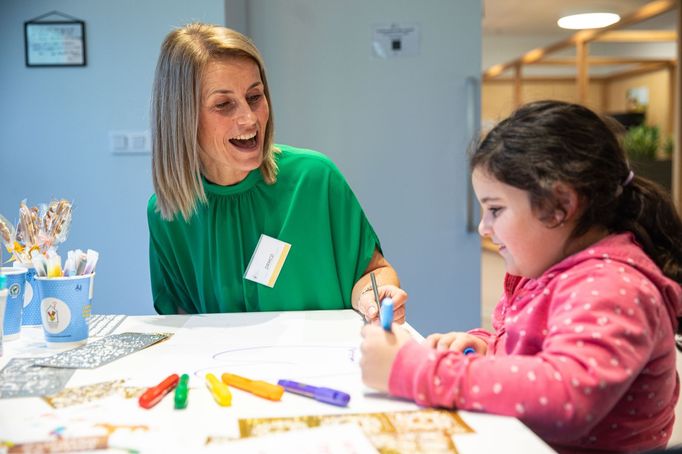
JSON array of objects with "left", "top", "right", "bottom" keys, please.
[{"left": 244, "top": 234, "right": 291, "bottom": 288}]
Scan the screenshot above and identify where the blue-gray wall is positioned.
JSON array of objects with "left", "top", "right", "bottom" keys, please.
[
  {"left": 237, "top": 0, "right": 483, "bottom": 334},
  {"left": 0, "top": 0, "right": 224, "bottom": 314}
]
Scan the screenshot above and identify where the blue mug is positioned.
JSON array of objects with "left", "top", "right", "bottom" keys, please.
[
  {"left": 14, "top": 263, "right": 40, "bottom": 325},
  {"left": 1, "top": 266, "right": 27, "bottom": 340}
]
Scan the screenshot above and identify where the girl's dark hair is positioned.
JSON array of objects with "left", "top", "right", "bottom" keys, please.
[{"left": 472, "top": 100, "right": 682, "bottom": 334}]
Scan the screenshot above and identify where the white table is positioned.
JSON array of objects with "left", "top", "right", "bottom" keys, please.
[{"left": 0, "top": 310, "right": 554, "bottom": 453}]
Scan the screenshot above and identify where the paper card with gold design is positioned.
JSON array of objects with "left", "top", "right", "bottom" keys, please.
[
  {"left": 211, "top": 424, "right": 378, "bottom": 453},
  {"left": 237, "top": 409, "right": 473, "bottom": 454},
  {"left": 385, "top": 409, "right": 473, "bottom": 435},
  {"left": 43, "top": 379, "right": 146, "bottom": 408}
]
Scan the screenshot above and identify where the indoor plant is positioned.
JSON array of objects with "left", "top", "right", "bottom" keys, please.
[
  {"left": 624, "top": 124, "right": 671, "bottom": 192},
  {"left": 623, "top": 124, "right": 659, "bottom": 161}
]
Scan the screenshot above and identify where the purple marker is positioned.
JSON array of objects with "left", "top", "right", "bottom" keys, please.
[{"left": 277, "top": 379, "right": 350, "bottom": 407}]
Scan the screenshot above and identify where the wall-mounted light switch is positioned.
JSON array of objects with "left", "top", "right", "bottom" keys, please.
[
  {"left": 109, "top": 132, "right": 128, "bottom": 152},
  {"left": 128, "top": 131, "right": 151, "bottom": 152},
  {"left": 109, "top": 130, "right": 151, "bottom": 154}
]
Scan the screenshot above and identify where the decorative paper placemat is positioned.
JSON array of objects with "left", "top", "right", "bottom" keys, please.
[
  {"left": 34, "top": 333, "right": 171, "bottom": 369},
  {"left": 43, "top": 379, "right": 146, "bottom": 408},
  {"left": 0, "top": 358, "right": 74, "bottom": 398},
  {"left": 233, "top": 409, "right": 473, "bottom": 453}
]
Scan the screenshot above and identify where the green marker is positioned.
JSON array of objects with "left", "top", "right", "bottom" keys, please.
[{"left": 174, "top": 374, "right": 189, "bottom": 409}]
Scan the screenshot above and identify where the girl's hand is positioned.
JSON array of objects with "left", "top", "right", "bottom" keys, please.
[
  {"left": 359, "top": 324, "right": 412, "bottom": 392},
  {"left": 425, "top": 331, "right": 488, "bottom": 354},
  {"left": 357, "top": 284, "right": 407, "bottom": 324}
]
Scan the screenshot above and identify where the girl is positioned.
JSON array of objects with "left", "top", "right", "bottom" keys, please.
[{"left": 360, "top": 100, "right": 682, "bottom": 453}]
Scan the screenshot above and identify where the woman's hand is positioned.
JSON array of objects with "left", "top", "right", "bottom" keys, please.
[
  {"left": 356, "top": 284, "right": 407, "bottom": 324},
  {"left": 353, "top": 248, "right": 407, "bottom": 324},
  {"left": 359, "top": 324, "right": 413, "bottom": 392},
  {"left": 424, "top": 331, "right": 488, "bottom": 354}
]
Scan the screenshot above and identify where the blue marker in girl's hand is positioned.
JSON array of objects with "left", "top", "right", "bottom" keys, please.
[{"left": 380, "top": 297, "right": 394, "bottom": 331}]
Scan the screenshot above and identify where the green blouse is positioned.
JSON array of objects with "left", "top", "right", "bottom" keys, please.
[{"left": 147, "top": 145, "right": 380, "bottom": 314}]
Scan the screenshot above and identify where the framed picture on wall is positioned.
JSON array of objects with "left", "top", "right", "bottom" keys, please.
[{"left": 24, "top": 18, "right": 86, "bottom": 67}]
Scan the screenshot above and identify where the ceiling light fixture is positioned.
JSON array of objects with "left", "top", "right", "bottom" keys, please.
[{"left": 557, "top": 12, "right": 621, "bottom": 30}]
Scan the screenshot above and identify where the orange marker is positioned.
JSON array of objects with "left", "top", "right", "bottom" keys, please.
[
  {"left": 221, "top": 373, "right": 284, "bottom": 401},
  {"left": 139, "top": 374, "right": 179, "bottom": 409}
]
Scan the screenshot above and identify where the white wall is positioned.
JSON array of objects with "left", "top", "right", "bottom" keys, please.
[{"left": 0, "top": 0, "right": 224, "bottom": 314}]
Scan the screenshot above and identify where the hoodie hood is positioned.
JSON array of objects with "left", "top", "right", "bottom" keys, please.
[
  {"left": 502, "top": 232, "right": 682, "bottom": 333},
  {"left": 548, "top": 232, "right": 682, "bottom": 333}
]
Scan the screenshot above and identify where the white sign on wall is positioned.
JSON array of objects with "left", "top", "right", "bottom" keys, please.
[{"left": 371, "top": 23, "right": 420, "bottom": 59}]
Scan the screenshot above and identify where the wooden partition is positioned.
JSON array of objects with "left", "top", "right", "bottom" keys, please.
[{"left": 483, "top": 0, "right": 681, "bottom": 209}]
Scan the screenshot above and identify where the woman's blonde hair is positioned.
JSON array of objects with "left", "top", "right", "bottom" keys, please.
[{"left": 151, "top": 23, "right": 278, "bottom": 221}]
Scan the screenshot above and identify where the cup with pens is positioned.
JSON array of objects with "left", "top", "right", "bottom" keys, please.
[
  {"left": 34, "top": 248, "right": 99, "bottom": 348},
  {"left": 1, "top": 199, "right": 74, "bottom": 332}
]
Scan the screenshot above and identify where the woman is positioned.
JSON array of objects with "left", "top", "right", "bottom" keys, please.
[{"left": 147, "top": 23, "right": 407, "bottom": 322}]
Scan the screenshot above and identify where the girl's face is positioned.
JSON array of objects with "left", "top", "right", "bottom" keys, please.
[
  {"left": 197, "top": 57, "right": 270, "bottom": 185},
  {"left": 473, "top": 168, "right": 570, "bottom": 278}
]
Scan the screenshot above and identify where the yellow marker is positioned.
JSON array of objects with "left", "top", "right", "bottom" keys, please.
[
  {"left": 221, "top": 373, "right": 284, "bottom": 401},
  {"left": 205, "top": 373, "right": 231, "bottom": 406}
]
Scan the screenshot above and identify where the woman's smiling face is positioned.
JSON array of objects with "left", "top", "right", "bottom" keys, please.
[{"left": 197, "top": 57, "right": 270, "bottom": 185}]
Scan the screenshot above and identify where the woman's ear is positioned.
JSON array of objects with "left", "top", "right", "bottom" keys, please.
[{"left": 551, "top": 182, "right": 580, "bottom": 227}]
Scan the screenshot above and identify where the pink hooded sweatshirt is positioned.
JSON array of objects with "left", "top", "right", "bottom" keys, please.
[{"left": 389, "top": 233, "right": 682, "bottom": 453}]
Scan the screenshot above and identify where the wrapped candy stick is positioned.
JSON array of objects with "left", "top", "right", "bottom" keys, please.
[
  {"left": 0, "top": 215, "right": 17, "bottom": 264},
  {"left": 0, "top": 199, "right": 73, "bottom": 266},
  {"left": 42, "top": 199, "right": 72, "bottom": 248},
  {"left": 17, "top": 201, "right": 39, "bottom": 249},
  {"left": 46, "top": 249, "right": 62, "bottom": 278}
]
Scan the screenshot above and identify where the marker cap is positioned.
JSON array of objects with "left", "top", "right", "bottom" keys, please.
[
  {"left": 314, "top": 387, "right": 351, "bottom": 406},
  {"left": 380, "top": 297, "right": 394, "bottom": 331}
]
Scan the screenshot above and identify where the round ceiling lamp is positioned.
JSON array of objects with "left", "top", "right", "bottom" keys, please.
[{"left": 557, "top": 12, "right": 621, "bottom": 30}]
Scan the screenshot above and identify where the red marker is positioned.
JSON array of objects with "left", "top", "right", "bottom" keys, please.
[{"left": 139, "top": 374, "right": 179, "bottom": 409}]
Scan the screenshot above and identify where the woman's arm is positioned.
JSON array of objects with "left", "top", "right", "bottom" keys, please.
[{"left": 352, "top": 248, "right": 407, "bottom": 323}]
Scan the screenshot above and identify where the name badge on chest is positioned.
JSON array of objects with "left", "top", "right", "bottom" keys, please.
[{"left": 244, "top": 234, "right": 291, "bottom": 288}]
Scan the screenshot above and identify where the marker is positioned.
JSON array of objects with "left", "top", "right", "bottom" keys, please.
[
  {"left": 174, "top": 374, "right": 189, "bottom": 409},
  {"left": 206, "top": 373, "right": 232, "bottom": 406},
  {"left": 221, "top": 373, "right": 284, "bottom": 401},
  {"left": 278, "top": 379, "right": 350, "bottom": 407},
  {"left": 463, "top": 347, "right": 476, "bottom": 355},
  {"left": 380, "top": 297, "right": 394, "bottom": 331},
  {"left": 369, "top": 272, "right": 381, "bottom": 320},
  {"left": 139, "top": 374, "right": 179, "bottom": 409}
]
